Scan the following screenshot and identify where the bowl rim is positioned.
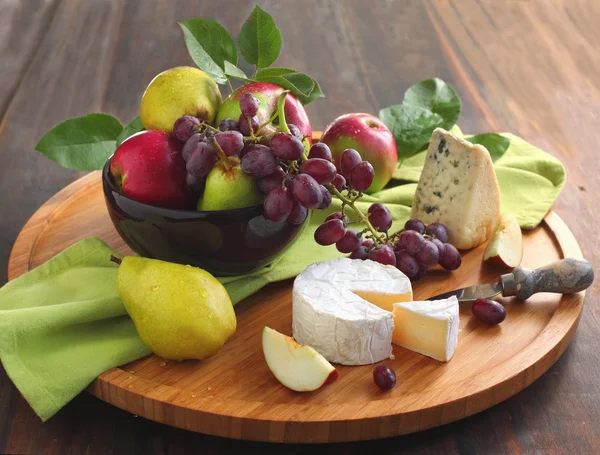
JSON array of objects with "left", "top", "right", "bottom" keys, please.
[{"left": 102, "top": 157, "right": 265, "bottom": 216}]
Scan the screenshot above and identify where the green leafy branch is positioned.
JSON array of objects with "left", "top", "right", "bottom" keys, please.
[{"left": 179, "top": 5, "right": 324, "bottom": 105}]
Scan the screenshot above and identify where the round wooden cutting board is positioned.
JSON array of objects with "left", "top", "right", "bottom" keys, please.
[{"left": 7, "top": 172, "right": 586, "bottom": 444}]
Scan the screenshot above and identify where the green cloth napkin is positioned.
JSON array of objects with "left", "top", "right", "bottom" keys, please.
[{"left": 0, "top": 132, "right": 565, "bottom": 421}]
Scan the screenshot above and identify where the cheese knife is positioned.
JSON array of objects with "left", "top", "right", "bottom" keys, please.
[{"left": 428, "top": 258, "right": 594, "bottom": 302}]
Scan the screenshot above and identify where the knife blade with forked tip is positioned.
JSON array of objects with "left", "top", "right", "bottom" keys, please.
[{"left": 427, "top": 258, "right": 594, "bottom": 302}]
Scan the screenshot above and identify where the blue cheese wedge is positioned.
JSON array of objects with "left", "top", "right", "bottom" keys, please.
[
  {"left": 292, "top": 258, "right": 412, "bottom": 365},
  {"left": 411, "top": 128, "right": 501, "bottom": 249},
  {"left": 392, "top": 297, "right": 459, "bottom": 362}
]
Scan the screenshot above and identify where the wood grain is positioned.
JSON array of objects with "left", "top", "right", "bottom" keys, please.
[
  {"left": 0, "top": 0, "right": 599, "bottom": 452},
  {"left": 7, "top": 172, "right": 586, "bottom": 443}
]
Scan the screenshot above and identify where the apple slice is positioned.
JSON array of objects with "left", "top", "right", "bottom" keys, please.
[
  {"left": 262, "top": 326, "right": 339, "bottom": 392},
  {"left": 483, "top": 213, "right": 523, "bottom": 268}
]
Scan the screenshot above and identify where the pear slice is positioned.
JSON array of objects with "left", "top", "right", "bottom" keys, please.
[
  {"left": 483, "top": 213, "right": 523, "bottom": 268},
  {"left": 262, "top": 327, "right": 339, "bottom": 392}
]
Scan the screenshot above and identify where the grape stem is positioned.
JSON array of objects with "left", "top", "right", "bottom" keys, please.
[
  {"left": 328, "top": 185, "right": 386, "bottom": 247},
  {"left": 255, "top": 111, "right": 279, "bottom": 136},
  {"left": 212, "top": 139, "right": 232, "bottom": 171}
]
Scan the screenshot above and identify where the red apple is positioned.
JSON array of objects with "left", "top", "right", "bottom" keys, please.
[
  {"left": 320, "top": 113, "right": 398, "bottom": 193},
  {"left": 110, "top": 130, "right": 193, "bottom": 209},
  {"left": 483, "top": 214, "right": 523, "bottom": 268},
  {"left": 215, "top": 82, "right": 312, "bottom": 141}
]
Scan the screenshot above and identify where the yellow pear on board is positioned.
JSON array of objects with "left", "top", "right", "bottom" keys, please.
[{"left": 114, "top": 256, "right": 236, "bottom": 360}]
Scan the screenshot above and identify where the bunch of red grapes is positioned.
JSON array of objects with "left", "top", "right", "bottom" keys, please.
[{"left": 171, "top": 92, "right": 461, "bottom": 280}]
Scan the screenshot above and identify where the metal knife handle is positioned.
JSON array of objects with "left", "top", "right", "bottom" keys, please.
[{"left": 501, "top": 258, "right": 594, "bottom": 300}]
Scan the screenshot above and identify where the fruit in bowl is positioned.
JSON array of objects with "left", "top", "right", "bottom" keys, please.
[
  {"left": 140, "top": 66, "right": 222, "bottom": 133},
  {"left": 110, "top": 130, "right": 194, "bottom": 210},
  {"left": 215, "top": 82, "right": 312, "bottom": 140}
]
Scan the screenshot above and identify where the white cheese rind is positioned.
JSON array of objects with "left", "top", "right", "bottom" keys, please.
[
  {"left": 292, "top": 258, "right": 411, "bottom": 365},
  {"left": 411, "top": 128, "right": 501, "bottom": 249}
]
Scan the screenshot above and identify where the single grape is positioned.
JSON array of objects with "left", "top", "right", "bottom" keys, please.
[
  {"left": 173, "top": 115, "right": 200, "bottom": 142},
  {"left": 368, "top": 203, "right": 393, "bottom": 231},
  {"left": 425, "top": 222, "right": 449, "bottom": 243},
  {"left": 288, "top": 123, "right": 303, "bottom": 140},
  {"left": 314, "top": 219, "right": 346, "bottom": 246},
  {"left": 349, "top": 161, "right": 375, "bottom": 192},
  {"left": 182, "top": 133, "right": 203, "bottom": 162},
  {"left": 318, "top": 185, "right": 332, "bottom": 209},
  {"left": 373, "top": 365, "right": 396, "bottom": 391},
  {"left": 404, "top": 219, "right": 425, "bottom": 234},
  {"left": 287, "top": 202, "right": 308, "bottom": 225},
  {"left": 325, "top": 212, "right": 349, "bottom": 225},
  {"left": 350, "top": 245, "right": 369, "bottom": 260},
  {"left": 291, "top": 174, "right": 323, "bottom": 209},
  {"left": 258, "top": 167, "right": 286, "bottom": 194},
  {"left": 336, "top": 229, "right": 361, "bottom": 253},
  {"left": 240, "top": 145, "right": 279, "bottom": 178},
  {"left": 300, "top": 158, "right": 337, "bottom": 185},
  {"left": 438, "top": 243, "right": 462, "bottom": 270},
  {"left": 204, "top": 129, "right": 215, "bottom": 140},
  {"left": 340, "top": 149, "right": 362, "bottom": 178},
  {"left": 415, "top": 240, "right": 440, "bottom": 266},
  {"left": 430, "top": 238, "right": 446, "bottom": 257},
  {"left": 472, "top": 299, "right": 506, "bottom": 325},
  {"left": 186, "top": 142, "right": 217, "bottom": 177},
  {"left": 270, "top": 132, "right": 304, "bottom": 161},
  {"left": 185, "top": 173, "right": 206, "bottom": 193},
  {"left": 263, "top": 186, "right": 294, "bottom": 223},
  {"left": 368, "top": 244, "right": 396, "bottom": 266},
  {"left": 308, "top": 143, "right": 332, "bottom": 161},
  {"left": 411, "top": 264, "right": 428, "bottom": 282},
  {"left": 331, "top": 173, "right": 346, "bottom": 192},
  {"left": 399, "top": 230, "right": 425, "bottom": 255},
  {"left": 361, "top": 239, "right": 374, "bottom": 248},
  {"left": 238, "top": 114, "right": 259, "bottom": 136},
  {"left": 214, "top": 130, "right": 244, "bottom": 156},
  {"left": 218, "top": 118, "right": 238, "bottom": 132},
  {"left": 240, "top": 93, "right": 260, "bottom": 118},
  {"left": 395, "top": 252, "right": 419, "bottom": 278}
]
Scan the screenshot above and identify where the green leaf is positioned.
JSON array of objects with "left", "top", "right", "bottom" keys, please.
[
  {"left": 403, "top": 78, "right": 461, "bottom": 126},
  {"left": 116, "top": 115, "right": 144, "bottom": 146},
  {"left": 379, "top": 78, "right": 461, "bottom": 160},
  {"left": 379, "top": 105, "right": 449, "bottom": 160},
  {"left": 254, "top": 67, "right": 324, "bottom": 104},
  {"left": 465, "top": 133, "right": 511, "bottom": 162},
  {"left": 35, "top": 114, "right": 122, "bottom": 171},
  {"left": 179, "top": 19, "right": 239, "bottom": 84},
  {"left": 224, "top": 61, "right": 250, "bottom": 81},
  {"left": 238, "top": 5, "right": 282, "bottom": 68}
]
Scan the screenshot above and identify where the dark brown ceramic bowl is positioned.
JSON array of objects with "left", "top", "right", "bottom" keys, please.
[{"left": 102, "top": 159, "right": 309, "bottom": 276}]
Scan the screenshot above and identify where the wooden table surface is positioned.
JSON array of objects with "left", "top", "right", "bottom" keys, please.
[{"left": 1, "top": 0, "right": 598, "bottom": 453}]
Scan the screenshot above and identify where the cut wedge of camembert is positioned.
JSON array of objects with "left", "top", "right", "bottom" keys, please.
[
  {"left": 292, "top": 258, "right": 413, "bottom": 365},
  {"left": 392, "top": 296, "right": 459, "bottom": 362},
  {"left": 411, "top": 128, "right": 501, "bottom": 249}
]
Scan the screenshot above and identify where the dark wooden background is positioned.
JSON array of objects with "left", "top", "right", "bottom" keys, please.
[{"left": 1, "top": 0, "right": 599, "bottom": 453}]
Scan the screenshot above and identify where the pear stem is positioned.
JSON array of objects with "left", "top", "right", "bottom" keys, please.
[
  {"left": 110, "top": 255, "right": 122, "bottom": 265},
  {"left": 212, "top": 139, "right": 232, "bottom": 171}
]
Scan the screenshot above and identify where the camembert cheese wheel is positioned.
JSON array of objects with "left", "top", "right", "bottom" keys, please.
[{"left": 292, "top": 258, "right": 413, "bottom": 365}]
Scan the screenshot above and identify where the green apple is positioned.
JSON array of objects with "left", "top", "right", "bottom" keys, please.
[{"left": 198, "top": 158, "right": 264, "bottom": 211}]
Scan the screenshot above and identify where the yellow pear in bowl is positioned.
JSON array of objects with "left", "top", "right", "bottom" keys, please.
[
  {"left": 114, "top": 256, "right": 236, "bottom": 360},
  {"left": 140, "top": 66, "right": 222, "bottom": 132}
]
